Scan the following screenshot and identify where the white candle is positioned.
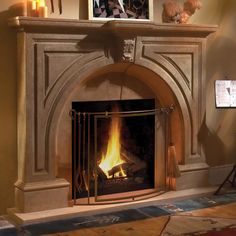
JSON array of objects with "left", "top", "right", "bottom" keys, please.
[
  {"left": 27, "top": 0, "right": 31, "bottom": 16},
  {"left": 32, "top": 0, "right": 37, "bottom": 10},
  {"left": 29, "top": 0, "right": 39, "bottom": 16},
  {"left": 39, "top": 6, "right": 48, "bottom": 17}
]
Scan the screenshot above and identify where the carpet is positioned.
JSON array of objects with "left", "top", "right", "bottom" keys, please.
[
  {"left": 0, "top": 193, "right": 236, "bottom": 236},
  {"left": 179, "top": 202, "right": 236, "bottom": 218},
  {"left": 161, "top": 215, "right": 236, "bottom": 236},
  {"left": 158, "top": 193, "right": 236, "bottom": 214},
  {"left": 42, "top": 215, "right": 236, "bottom": 236},
  {"left": 196, "top": 227, "right": 236, "bottom": 236},
  {"left": 42, "top": 216, "right": 169, "bottom": 236}
]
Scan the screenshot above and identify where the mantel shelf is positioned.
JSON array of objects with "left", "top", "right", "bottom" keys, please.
[{"left": 8, "top": 16, "right": 218, "bottom": 37}]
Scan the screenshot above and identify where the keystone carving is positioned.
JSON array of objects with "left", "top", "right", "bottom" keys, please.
[{"left": 122, "top": 39, "right": 136, "bottom": 62}]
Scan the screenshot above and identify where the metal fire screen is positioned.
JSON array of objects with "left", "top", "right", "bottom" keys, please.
[{"left": 70, "top": 102, "right": 174, "bottom": 205}]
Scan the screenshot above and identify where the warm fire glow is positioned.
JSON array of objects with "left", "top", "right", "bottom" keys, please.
[
  {"left": 38, "top": 0, "right": 45, "bottom": 7},
  {"left": 99, "top": 110, "right": 126, "bottom": 179}
]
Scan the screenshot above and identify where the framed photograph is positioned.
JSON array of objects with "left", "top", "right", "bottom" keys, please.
[
  {"left": 88, "top": 0, "right": 153, "bottom": 21},
  {"left": 215, "top": 80, "right": 236, "bottom": 108}
]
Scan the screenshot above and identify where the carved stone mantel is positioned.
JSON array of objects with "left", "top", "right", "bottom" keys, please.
[
  {"left": 9, "top": 17, "right": 217, "bottom": 213},
  {"left": 9, "top": 16, "right": 217, "bottom": 35}
]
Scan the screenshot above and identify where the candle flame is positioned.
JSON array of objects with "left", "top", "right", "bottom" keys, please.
[{"left": 37, "top": 0, "right": 45, "bottom": 7}]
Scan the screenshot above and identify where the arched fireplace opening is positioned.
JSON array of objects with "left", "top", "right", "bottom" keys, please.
[{"left": 52, "top": 63, "right": 184, "bottom": 204}]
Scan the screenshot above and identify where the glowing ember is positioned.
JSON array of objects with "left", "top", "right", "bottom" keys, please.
[{"left": 99, "top": 109, "right": 126, "bottom": 179}]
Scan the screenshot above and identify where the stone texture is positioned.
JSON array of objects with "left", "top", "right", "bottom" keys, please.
[{"left": 8, "top": 17, "right": 217, "bottom": 212}]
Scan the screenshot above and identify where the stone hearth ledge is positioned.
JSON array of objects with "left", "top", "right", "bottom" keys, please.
[{"left": 8, "top": 187, "right": 217, "bottom": 226}]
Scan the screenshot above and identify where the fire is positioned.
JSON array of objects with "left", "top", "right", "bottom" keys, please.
[
  {"left": 99, "top": 110, "right": 126, "bottom": 179},
  {"left": 37, "top": 0, "right": 45, "bottom": 7}
]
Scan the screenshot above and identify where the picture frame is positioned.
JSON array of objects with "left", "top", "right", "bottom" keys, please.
[
  {"left": 88, "top": 0, "right": 153, "bottom": 21},
  {"left": 215, "top": 80, "right": 236, "bottom": 108}
]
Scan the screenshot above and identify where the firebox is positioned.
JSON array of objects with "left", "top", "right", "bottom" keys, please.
[{"left": 71, "top": 99, "right": 172, "bottom": 204}]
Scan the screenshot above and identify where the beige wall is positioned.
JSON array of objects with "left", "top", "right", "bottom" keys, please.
[
  {"left": 0, "top": 0, "right": 21, "bottom": 215},
  {"left": 193, "top": 0, "right": 236, "bottom": 166},
  {"left": 0, "top": 0, "right": 236, "bottom": 214}
]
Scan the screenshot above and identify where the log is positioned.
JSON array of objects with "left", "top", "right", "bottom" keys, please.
[
  {"left": 97, "top": 166, "right": 108, "bottom": 180},
  {"left": 108, "top": 163, "right": 130, "bottom": 177},
  {"left": 121, "top": 146, "right": 147, "bottom": 173},
  {"left": 129, "top": 161, "right": 147, "bottom": 173},
  {"left": 121, "top": 146, "right": 144, "bottom": 165},
  {"left": 134, "top": 177, "right": 144, "bottom": 184}
]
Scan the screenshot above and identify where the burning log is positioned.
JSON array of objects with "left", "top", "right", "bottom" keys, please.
[
  {"left": 98, "top": 147, "right": 148, "bottom": 180},
  {"left": 108, "top": 163, "right": 130, "bottom": 177},
  {"left": 97, "top": 166, "right": 107, "bottom": 180},
  {"left": 121, "top": 146, "right": 147, "bottom": 173}
]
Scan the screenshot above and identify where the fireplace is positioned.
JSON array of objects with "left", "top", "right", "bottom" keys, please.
[
  {"left": 70, "top": 99, "right": 174, "bottom": 204},
  {"left": 8, "top": 17, "right": 217, "bottom": 213}
]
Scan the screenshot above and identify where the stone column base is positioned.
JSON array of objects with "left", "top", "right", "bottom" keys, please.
[
  {"left": 15, "top": 179, "right": 70, "bottom": 213},
  {"left": 176, "top": 163, "right": 210, "bottom": 190}
]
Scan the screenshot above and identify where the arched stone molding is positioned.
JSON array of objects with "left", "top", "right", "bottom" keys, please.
[
  {"left": 134, "top": 58, "right": 189, "bottom": 161},
  {"left": 46, "top": 62, "right": 183, "bottom": 198},
  {"left": 135, "top": 37, "right": 206, "bottom": 164},
  {"left": 45, "top": 54, "right": 114, "bottom": 179}
]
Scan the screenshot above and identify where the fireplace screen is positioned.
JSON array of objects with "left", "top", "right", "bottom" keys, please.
[{"left": 70, "top": 99, "right": 172, "bottom": 204}]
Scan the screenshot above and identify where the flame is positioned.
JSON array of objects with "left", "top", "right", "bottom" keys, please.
[
  {"left": 37, "top": 0, "right": 45, "bottom": 7},
  {"left": 99, "top": 110, "right": 126, "bottom": 179}
]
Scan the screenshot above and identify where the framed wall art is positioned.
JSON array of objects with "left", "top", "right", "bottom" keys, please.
[
  {"left": 88, "top": 0, "right": 153, "bottom": 21},
  {"left": 215, "top": 80, "right": 236, "bottom": 108}
]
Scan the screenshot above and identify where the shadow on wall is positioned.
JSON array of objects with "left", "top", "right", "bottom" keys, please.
[
  {"left": 198, "top": 114, "right": 226, "bottom": 167},
  {"left": 0, "top": 3, "right": 25, "bottom": 214},
  {"left": 203, "top": 33, "right": 236, "bottom": 166}
]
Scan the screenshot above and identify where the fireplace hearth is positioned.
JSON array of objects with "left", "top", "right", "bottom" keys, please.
[{"left": 8, "top": 17, "right": 217, "bottom": 213}]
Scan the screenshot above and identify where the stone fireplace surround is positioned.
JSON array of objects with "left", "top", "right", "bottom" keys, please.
[{"left": 8, "top": 17, "right": 217, "bottom": 214}]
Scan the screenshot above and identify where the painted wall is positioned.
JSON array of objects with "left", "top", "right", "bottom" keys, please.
[
  {"left": 192, "top": 0, "right": 236, "bottom": 166},
  {"left": 0, "top": 0, "right": 20, "bottom": 216},
  {"left": 0, "top": 0, "right": 235, "bottom": 214}
]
